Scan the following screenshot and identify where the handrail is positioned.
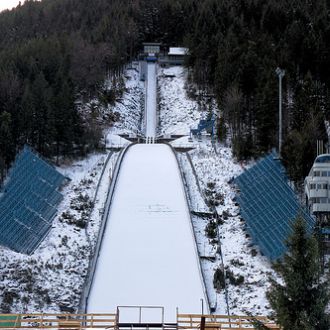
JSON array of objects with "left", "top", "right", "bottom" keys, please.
[
  {"left": 0, "top": 313, "right": 116, "bottom": 329},
  {"left": 177, "top": 313, "right": 280, "bottom": 330},
  {"left": 185, "top": 152, "right": 231, "bottom": 315},
  {"left": 0, "top": 313, "right": 280, "bottom": 329},
  {"left": 79, "top": 143, "right": 138, "bottom": 313},
  {"left": 161, "top": 142, "right": 211, "bottom": 314},
  {"left": 79, "top": 150, "right": 114, "bottom": 311},
  {"left": 174, "top": 150, "right": 213, "bottom": 312}
]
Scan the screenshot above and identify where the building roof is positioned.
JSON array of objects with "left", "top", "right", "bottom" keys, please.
[
  {"left": 315, "top": 154, "right": 330, "bottom": 163},
  {"left": 168, "top": 47, "right": 188, "bottom": 56},
  {"left": 321, "top": 228, "right": 330, "bottom": 235},
  {"left": 143, "top": 42, "right": 162, "bottom": 46}
]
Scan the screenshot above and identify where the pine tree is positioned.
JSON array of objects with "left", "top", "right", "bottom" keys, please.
[
  {"left": 267, "top": 217, "right": 330, "bottom": 330},
  {"left": 0, "top": 111, "right": 14, "bottom": 181}
]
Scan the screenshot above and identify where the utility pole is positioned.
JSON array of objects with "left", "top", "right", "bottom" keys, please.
[{"left": 276, "top": 67, "right": 285, "bottom": 158}]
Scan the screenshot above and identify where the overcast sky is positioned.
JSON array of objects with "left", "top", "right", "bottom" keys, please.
[{"left": 0, "top": 0, "right": 26, "bottom": 12}]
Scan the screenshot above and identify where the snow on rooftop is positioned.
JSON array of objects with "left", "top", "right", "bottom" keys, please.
[
  {"left": 168, "top": 48, "right": 188, "bottom": 56},
  {"left": 87, "top": 144, "right": 208, "bottom": 321}
]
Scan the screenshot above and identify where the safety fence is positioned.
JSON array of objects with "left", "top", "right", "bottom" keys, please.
[
  {"left": 0, "top": 313, "right": 116, "bottom": 329},
  {"left": 177, "top": 314, "right": 280, "bottom": 330},
  {"left": 0, "top": 313, "right": 280, "bottom": 329},
  {"left": 79, "top": 143, "right": 137, "bottom": 313}
]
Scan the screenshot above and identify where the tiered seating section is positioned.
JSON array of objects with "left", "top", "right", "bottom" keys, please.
[
  {"left": 190, "top": 118, "right": 215, "bottom": 137},
  {"left": 234, "top": 151, "right": 314, "bottom": 260},
  {"left": 0, "top": 146, "right": 67, "bottom": 254}
]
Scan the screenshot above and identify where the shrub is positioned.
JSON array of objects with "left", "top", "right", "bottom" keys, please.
[
  {"left": 205, "top": 220, "right": 218, "bottom": 239},
  {"left": 251, "top": 248, "right": 258, "bottom": 257},
  {"left": 230, "top": 259, "right": 245, "bottom": 267},
  {"left": 213, "top": 268, "right": 226, "bottom": 291},
  {"left": 226, "top": 269, "right": 245, "bottom": 286},
  {"left": 207, "top": 182, "right": 216, "bottom": 190}
]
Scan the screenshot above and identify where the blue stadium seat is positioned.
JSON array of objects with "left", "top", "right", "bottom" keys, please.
[
  {"left": 0, "top": 146, "right": 67, "bottom": 254},
  {"left": 234, "top": 151, "right": 315, "bottom": 260}
]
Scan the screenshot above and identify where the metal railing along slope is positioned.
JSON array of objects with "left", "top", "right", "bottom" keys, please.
[{"left": 79, "top": 143, "right": 137, "bottom": 313}]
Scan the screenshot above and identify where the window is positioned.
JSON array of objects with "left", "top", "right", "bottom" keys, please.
[
  {"left": 310, "top": 184, "right": 316, "bottom": 189},
  {"left": 322, "top": 171, "right": 328, "bottom": 177},
  {"left": 315, "top": 155, "right": 330, "bottom": 163},
  {"left": 320, "top": 197, "right": 328, "bottom": 203},
  {"left": 314, "top": 171, "right": 321, "bottom": 177},
  {"left": 323, "top": 184, "right": 328, "bottom": 189},
  {"left": 317, "top": 184, "right": 322, "bottom": 189}
]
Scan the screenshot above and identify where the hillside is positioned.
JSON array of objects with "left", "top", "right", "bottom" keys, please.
[
  {"left": 0, "top": 1, "right": 330, "bottom": 326},
  {"left": 0, "top": 1, "right": 329, "bottom": 180}
]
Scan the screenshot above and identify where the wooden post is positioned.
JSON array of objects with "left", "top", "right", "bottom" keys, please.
[{"left": 200, "top": 316, "right": 205, "bottom": 330}]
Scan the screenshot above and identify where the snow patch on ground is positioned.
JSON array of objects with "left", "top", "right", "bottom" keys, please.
[
  {"left": 111, "top": 66, "right": 144, "bottom": 135},
  {"left": 188, "top": 140, "right": 276, "bottom": 315},
  {"left": 0, "top": 64, "right": 142, "bottom": 313},
  {"left": 77, "top": 64, "right": 144, "bottom": 138},
  {"left": 0, "top": 152, "right": 110, "bottom": 312},
  {"left": 0, "top": 61, "right": 277, "bottom": 317},
  {"left": 158, "top": 66, "right": 201, "bottom": 136},
  {"left": 159, "top": 67, "right": 276, "bottom": 316}
]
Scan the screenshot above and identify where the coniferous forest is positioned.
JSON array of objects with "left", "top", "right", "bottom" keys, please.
[{"left": 0, "top": 0, "right": 330, "bottom": 183}]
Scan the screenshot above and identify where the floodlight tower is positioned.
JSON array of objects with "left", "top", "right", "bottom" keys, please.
[{"left": 276, "top": 67, "right": 285, "bottom": 158}]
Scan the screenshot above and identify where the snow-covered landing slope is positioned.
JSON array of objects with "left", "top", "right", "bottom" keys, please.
[{"left": 87, "top": 144, "right": 208, "bottom": 321}]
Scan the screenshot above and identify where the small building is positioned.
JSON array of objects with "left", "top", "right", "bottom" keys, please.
[
  {"left": 168, "top": 47, "right": 188, "bottom": 56},
  {"left": 157, "top": 47, "right": 189, "bottom": 66},
  {"left": 305, "top": 153, "right": 330, "bottom": 253},
  {"left": 305, "top": 154, "right": 330, "bottom": 215},
  {"left": 167, "top": 47, "right": 188, "bottom": 65},
  {"left": 143, "top": 42, "right": 161, "bottom": 55}
]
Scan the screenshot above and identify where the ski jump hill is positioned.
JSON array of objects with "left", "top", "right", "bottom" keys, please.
[
  {"left": 86, "top": 62, "right": 208, "bottom": 322},
  {"left": 0, "top": 61, "right": 280, "bottom": 330}
]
